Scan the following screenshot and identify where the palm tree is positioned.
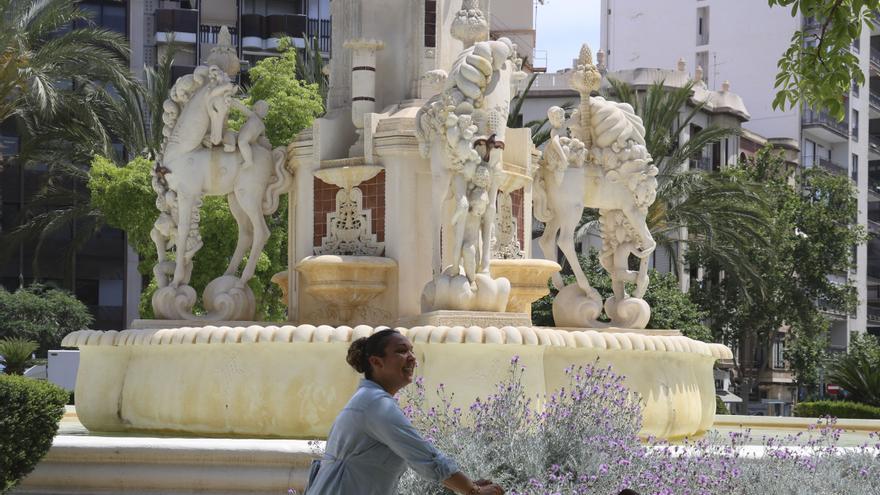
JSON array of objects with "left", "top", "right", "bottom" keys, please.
[
  {"left": 0, "top": 0, "right": 169, "bottom": 286},
  {"left": 600, "top": 79, "right": 770, "bottom": 297}
]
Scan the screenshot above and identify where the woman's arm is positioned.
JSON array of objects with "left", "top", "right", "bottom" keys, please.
[{"left": 364, "top": 398, "right": 503, "bottom": 493}]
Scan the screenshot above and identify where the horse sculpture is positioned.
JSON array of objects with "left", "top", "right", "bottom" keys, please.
[
  {"left": 151, "top": 61, "right": 290, "bottom": 321},
  {"left": 534, "top": 45, "right": 658, "bottom": 329},
  {"left": 415, "top": 36, "right": 526, "bottom": 312}
]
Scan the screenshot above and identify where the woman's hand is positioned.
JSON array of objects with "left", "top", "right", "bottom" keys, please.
[{"left": 474, "top": 479, "right": 503, "bottom": 495}]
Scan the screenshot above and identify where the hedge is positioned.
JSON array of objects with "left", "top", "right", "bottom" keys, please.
[
  {"left": 0, "top": 376, "right": 68, "bottom": 493},
  {"left": 793, "top": 400, "right": 880, "bottom": 420}
]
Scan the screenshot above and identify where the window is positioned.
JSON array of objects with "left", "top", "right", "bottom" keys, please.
[
  {"left": 696, "top": 7, "right": 709, "bottom": 45},
  {"left": 424, "top": 1, "right": 436, "bottom": 47},
  {"left": 853, "top": 37, "right": 861, "bottom": 53},
  {"left": 802, "top": 138, "right": 816, "bottom": 167},
  {"left": 76, "top": 2, "right": 126, "bottom": 35},
  {"left": 852, "top": 109, "right": 859, "bottom": 140},
  {"left": 853, "top": 79, "right": 860, "bottom": 98},
  {"left": 771, "top": 336, "right": 785, "bottom": 369},
  {"left": 852, "top": 153, "right": 859, "bottom": 182}
]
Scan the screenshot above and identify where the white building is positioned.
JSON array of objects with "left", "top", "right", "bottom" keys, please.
[{"left": 600, "top": 0, "right": 879, "bottom": 353}]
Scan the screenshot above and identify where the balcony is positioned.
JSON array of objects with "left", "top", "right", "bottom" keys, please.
[
  {"left": 869, "top": 305, "right": 880, "bottom": 323},
  {"left": 155, "top": 8, "right": 198, "bottom": 44},
  {"left": 870, "top": 91, "right": 880, "bottom": 119},
  {"left": 802, "top": 109, "right": 849, "bottom": 143},
  {"left": 872, "top": 49, "right": 880, "bottom": 77},
  {"left": 869, "top": 219, "right": 880, "bottom": 235},
  {"left": 689, "top": 156, "right": 712, "bottom": 172},
  {"left": 871, "top": 135, "right": 880, "bottom": 159},
  {"left": 815, "top": 157, "right": 850, "bottom": 178},
  {"left": 199, "top": 24, "right": 238, "bottom": 45},
  {"left": 239, "top": 14, "right": 330, "bottom": 54}
]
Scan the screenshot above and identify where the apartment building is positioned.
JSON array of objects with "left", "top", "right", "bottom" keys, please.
[{"left": 603, "top": 3, "right": 875, "bottom": 328}]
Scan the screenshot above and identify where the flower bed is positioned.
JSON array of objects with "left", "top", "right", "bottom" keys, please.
[{"left": 389, "top": 358, "right": 880, "bottom": 495}]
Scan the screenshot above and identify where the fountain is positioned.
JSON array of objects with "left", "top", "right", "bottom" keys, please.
[{"left": 60, "top": 0, "right": 731, "bottom": 458}]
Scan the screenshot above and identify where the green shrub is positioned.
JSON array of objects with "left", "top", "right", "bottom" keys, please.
[
  {"left": 793, "top": 400, "right": 880, "bottom": 419},
  {"left": 0, "top": 285, "right": 92, "bottom": 357},
  {"left": 0, "top": 375, "right": 68, "bottom": 493},
  {"left": 0, "top": 338, "right": 38, "bottom": 375},
  {"left": 715, "top": 395, "right": 730, "bottom": 415}
]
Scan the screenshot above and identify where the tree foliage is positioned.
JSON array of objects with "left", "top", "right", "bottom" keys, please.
[
  {"left": 0, "top": 338, "right": 38, "bottom": 375},
  {"left": 88, "top": 156, "right": 288, "bottom": 321},
  {"left": 603, "top": 79, "right": 770, "bottom": 297},
  {"left": 827, "top": 332, "right": 880, "bottom": 406},
  {"left": 690, "top": 148, "right": 867, "bottom": 395},
  {"left": 233, "top": 38, "right": 324, "bottom": 146},
  {"left": 532, "top": 251, "right": 711, "bottom": 341},
  {"left": 0, "top": 0, "right": 146, "bottom": 284},
  {"left": 0, "top": 285, "right": 92, "bottom": 357},
  {"left": 771, "top": 0, "right": 878, "bottom": 120}
]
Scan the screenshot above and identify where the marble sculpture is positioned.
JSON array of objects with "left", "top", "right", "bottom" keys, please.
[
  {"left": 416, "top": 0, "right": 527, "bottom": 312},
  {"left": 150, "top": 28, "right": 291, "bottom": 321},
  {"left": 534, "top": 45, "right": 659, "bottom": 328}
]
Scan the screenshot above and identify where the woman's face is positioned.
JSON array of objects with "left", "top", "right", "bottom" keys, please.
[{"left": 370, "top": 333, "right": 417, "bottom": 392}]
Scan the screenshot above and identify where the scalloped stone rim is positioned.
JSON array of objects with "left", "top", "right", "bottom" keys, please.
[{"left": 61, "top": 325, "right": 733, "bottom": 360}]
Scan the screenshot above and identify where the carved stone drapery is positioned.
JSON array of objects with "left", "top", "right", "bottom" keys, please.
[
  {"left": 315, "top": 187, "right": 384, "bottom": 256},
  {"left": 491, "top": 191, "right": 524, "bottom": 259}
]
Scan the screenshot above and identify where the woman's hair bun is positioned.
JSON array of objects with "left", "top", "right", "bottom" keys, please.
[{"left": 346, "top": 337, "right": 368, "bottom": 373}]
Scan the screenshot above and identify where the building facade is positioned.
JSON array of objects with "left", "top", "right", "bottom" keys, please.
[{"left": 600, "top": 0, "right": 878, "bottom": 387}]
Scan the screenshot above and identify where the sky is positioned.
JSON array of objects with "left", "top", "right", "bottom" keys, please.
[{"left": 534, "top": 0, "right": 601, "bottom": 72}]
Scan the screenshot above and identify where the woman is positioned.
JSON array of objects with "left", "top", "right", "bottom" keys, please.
[{"left": 306, "top": 329, "right": 504, "bottom": 495}]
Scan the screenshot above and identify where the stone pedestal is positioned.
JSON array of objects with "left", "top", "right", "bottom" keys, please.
[{"left": 396, "top": 310, "right": 531, "bottom": 328}]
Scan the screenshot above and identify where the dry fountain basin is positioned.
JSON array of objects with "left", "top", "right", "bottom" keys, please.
[{"left": 61, "top": 325, "right": 731, "bottom": 440}]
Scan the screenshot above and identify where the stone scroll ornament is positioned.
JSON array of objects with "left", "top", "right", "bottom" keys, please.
[
  {"left": 533, "top": 45, "right": 658, "bottom": 328},
  {"left": 150, "top": 27, "right": 292, "bottom": 321},
  {"left": 415, "top": 0, "right": 527, "bottom": 313}
]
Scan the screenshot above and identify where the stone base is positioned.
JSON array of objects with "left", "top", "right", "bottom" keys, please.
[
  {"left": 397, "top": 310, "right": 531, "bottom": 328},
  {"left": 130, "top": 319, "right": 270, "bottom": 329},
  {"left": 13, "top": 435, "right": 315, "bottom": 495},
  {"left": 61, "top": 324, "right": 732, "bottom": 439},
  {"left": 553, "top": 326, "right": 682, "bottom": 337}
]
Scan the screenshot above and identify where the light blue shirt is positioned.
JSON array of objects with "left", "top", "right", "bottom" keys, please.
[{"left": 306, "top": 379, "right": 459, "bottom": 495}]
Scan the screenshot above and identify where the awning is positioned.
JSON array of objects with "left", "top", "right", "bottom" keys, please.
[{"left": 717, "top": 390, "right": 743, "bottom": 403}]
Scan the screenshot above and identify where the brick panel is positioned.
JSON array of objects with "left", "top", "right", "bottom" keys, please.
[
  {"left": 511, "top": 188, "right": 525, "bottom": 248},
  {"left": 313, "top": 171, "right": 386, "bottom": 249}
]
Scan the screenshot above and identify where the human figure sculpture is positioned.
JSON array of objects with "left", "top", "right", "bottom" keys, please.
[
  {"left": 415, "top": 27, "right": 524, "bottom": 312},
  {"left": 229, "top": 99, "right": 270, "bottom": 168},
  {"left": 534, "top": 45, "right": 658, "bottom": 329},
  {"left": 150, "top": 35, "right": 291, "bottom": 321}
]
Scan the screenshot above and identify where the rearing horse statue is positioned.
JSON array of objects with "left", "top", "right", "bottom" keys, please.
[{"left": 151, "top": 62, "right": 290, "bottom": 321}]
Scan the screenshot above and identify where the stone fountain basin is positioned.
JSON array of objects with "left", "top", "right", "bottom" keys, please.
[
  {"left": 489, "top": 259, "right": 561, "bottom": 314},
  {"left": 296, "top": 255, "right": 397, "bottom": 309},
  {"left": 61, "top": 325, "right": 731, "bottom": 440}
]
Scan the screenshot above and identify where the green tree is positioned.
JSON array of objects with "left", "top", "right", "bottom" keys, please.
[
  {"left": 532, "top": 251, "right": 711, "bottom": 341},
  {"left": 0, "top": 0, "right": 167, "bottom": 287},
  {"left": 827, "top": 332, "right": 880, "bottom": 406},
  {"left": 771, "top": 0, "right": 879, "bottom": 120},
  {"left": 0, "top": 285, "right": 92, "bottom": 356},
  {"left": 690, "top": 148, "right": 867, "bottom": 400},
  {"left": 0, "top": 338, "right": 38, "bottom": 375},
  {"left": 233, "top": 38, "right": 324, "bottom": 146}
]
